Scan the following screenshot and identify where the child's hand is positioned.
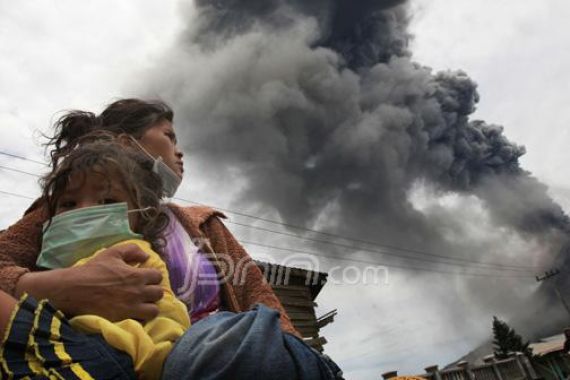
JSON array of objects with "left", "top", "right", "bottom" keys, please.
[{"left": 16, "top": 244, "right": 164, "bottom": 321}]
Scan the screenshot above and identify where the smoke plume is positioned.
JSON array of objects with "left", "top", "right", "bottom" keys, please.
[
  {"left": 140, "top": 0, "right": 570, "bottom": 371},
  {"left": 148, "top": 0, "right": 568, "bottom": 248}
]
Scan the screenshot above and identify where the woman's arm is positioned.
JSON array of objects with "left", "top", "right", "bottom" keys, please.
[
  {"left": 0, "top": 207, "right": 164, "bottom": 321},
  {"left": 70, "top": 240, "right": 190, "bottom": 380},
  {"left": 0, "top": 207, "right": 45, "bottom": 295},
  {"left": 201, "top": 216, "right": 302, "bottom": 337},
  {"left": 16, "top": 246, "right": 164, "bottom": 321},
  {"left": 0, "top": 290, "right": 17, "bottom": 335}
]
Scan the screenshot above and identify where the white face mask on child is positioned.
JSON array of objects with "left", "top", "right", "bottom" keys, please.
[
  {"left": 36, "top": 203, "right": 143, "bottom": 269},
  {"left": 130, "top": 137, "right": 182, "bottom": 198}
]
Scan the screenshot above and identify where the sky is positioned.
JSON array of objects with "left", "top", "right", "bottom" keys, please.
[{"left": 1, "top": 1, "right": 570, "bottom": 378}]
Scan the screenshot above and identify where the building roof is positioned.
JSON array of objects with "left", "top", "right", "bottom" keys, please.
[
  {"left": 254, "top": 260, "right": 334, "bottom": 352},
  {"left": 255, "top": 260, "right": 328, "bottom": 300},
  {"left": 529, "top": 334, "right": 565, "bottom": 356}
]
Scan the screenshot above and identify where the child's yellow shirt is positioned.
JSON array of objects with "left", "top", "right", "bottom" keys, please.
[{"left": 70, "top": 239, "right": 190, "bottom": 380}]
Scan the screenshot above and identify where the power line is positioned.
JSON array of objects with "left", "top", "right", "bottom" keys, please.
[
  {"left": 0, "top": 160, "right": 545, "bottom": 271},
  {"left": 0, "top": 190, "right": 34, "bottom": 200},
  {"left": 536, "top": 269, "right": 570, "bottom": 317},
  {"left": 0, "top": 157, "right": 546, "bottom": 270},
  {"left": 0, "top": 189, "right": 534, "bottom": 279},
  {"left": 0, "top": 164, "right": 41, "bottom": 178},
  {"left": 173, "top": 196, "right": 540, "bottom": 271},
  {"left": 0, "top": 151, "right": 46, "bottom": 165},
  {"left": 240, "top": 239, "right": 535, "bottom": 279},
  {"left": 223, "top": 219, "right": 536, "bottom": 272}
]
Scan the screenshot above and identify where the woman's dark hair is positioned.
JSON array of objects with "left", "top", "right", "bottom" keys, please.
[
  {"left": 42, "top": 133, "right": 169, "bottom": 255},
  {"left": 46, "top": 98, "right": 173, "bottom": 168}
]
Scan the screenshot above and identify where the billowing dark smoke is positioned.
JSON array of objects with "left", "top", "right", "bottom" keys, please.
[
  {"left": 192, "top": 0, "right": 410, "bottom": 68},
  {"left": 140, "top": 0, "right": 570, "bottom": 368},
  {"left": 149, "top": 0, "right": 569, "bottom": 255}
]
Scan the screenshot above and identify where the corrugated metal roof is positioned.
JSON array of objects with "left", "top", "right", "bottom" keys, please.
[
  {"left": 255, "top": 260, "right": 328, "bottom": 300},
  {"left": 529, "top": 334, "right": 565, "bottom": 356}
]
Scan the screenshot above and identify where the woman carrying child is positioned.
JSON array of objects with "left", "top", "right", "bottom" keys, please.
[
  {"left": 1, "top": 99, "right": 296, "bottom": 332},
  {"left": 0, "top": 99, "right": 343, "bottom": 379},
  {"left": 0, "top": 137, "right": 189, "bottom": 379}
]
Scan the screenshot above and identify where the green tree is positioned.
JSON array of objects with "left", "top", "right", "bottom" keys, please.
[{"left": 492, "top": 316, "right": 533, "bottom": 359}]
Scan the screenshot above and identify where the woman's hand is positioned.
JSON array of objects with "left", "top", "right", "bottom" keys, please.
[{"left": 15, "top": 244, "right": 163, "bottom": 321}]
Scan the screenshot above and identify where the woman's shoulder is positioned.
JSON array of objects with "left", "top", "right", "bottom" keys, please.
[
  {"left": 166, "top": 203, "right": 226, "bottom": 229},
  {"left": 3, "top": 200, "right": 48, "bottom": 237}
]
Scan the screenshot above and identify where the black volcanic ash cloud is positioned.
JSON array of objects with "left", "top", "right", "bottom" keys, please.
[
  {"left": 192, "top": 0, "right": 410, "bottom": 68},
  {"left": 148, "top": 0, "right": 568, "bottom": 258}
]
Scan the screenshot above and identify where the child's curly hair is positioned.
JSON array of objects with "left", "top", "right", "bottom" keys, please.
[{"left": 41, "top": 132, "right": 169, "bottom": 255}]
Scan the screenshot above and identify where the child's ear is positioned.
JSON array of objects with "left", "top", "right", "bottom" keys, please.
[
  {"left": 127, "top": 212, "right": 140, "bottom": 234},
  {"left": 117, "top": 133, "right": 136, "bottom": 148}
]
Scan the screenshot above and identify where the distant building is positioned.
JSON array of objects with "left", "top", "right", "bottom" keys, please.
[
  {"left": 383, "top": 334, "right": 570, "bottom": 380},
  {"left": 255, "top": 261, "right": 337, "bottom": 352},
  {"left": 529, "top": 334, "right": 570, "bottom": 380}
]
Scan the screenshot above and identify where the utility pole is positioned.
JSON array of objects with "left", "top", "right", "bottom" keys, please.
[{"left": 536, "top": 269, "right": 570, "bottom": 318}]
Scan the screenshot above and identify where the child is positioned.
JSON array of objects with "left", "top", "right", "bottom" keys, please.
[{"left": 0, "top": 138, "right": 190, "bottom": 379}]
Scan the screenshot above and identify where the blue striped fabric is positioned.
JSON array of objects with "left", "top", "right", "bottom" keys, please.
[{"left": 1, "top": 295, "right": 136, "bottom": 380}]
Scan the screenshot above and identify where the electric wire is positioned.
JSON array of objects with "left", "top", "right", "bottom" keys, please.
[
  {"left": 0, "top": 164, "right": 41, "bottom": 178},
  {"left": 0, "top": 190, "right": 34, "bottom": 200},
  {"left": 172, "top": 196, "right": 540, "bottom": 271},
  {"left": 0, "top": 159, "right": 543, "bottom": 274},
  {"left": 220, "top": 219, "right": 537, "bottom": 273},
  {"left": 239, "top": 240, "right": 535, "bottom": 278},
  {"left": 0, "top": 151, "right": 46, "bottom": 165},
  {"left": 0, "top": 188, "right": 536, "bottom": 279},
  {"left": 174, "top": 196, "right": 538, "bottom": 270},
  {"left": 0, "top": 153, "right": 541, "bottom": 271}
]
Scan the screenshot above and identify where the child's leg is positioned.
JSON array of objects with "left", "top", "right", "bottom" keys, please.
[
  {"left": 0, "top": 290, "right": 17, "bottom": 335},
  {"left": 1, "top": 293, "right": 136, "bottom": 379}
]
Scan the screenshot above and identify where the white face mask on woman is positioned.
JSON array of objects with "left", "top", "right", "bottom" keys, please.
[{"left": 130, "top": 137, "right": 182, "bottom": 198}]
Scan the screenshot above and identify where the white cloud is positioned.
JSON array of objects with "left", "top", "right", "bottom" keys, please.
[{"left": 0, "top": 0, "right": 183, "bottom": 225}]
